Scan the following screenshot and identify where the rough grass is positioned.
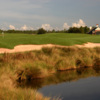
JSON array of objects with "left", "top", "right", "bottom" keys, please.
[
  {"left": 0, "top": 66, "right": 59, "bottom": 100},
  {"left": 0, "top": 47, "right": 99, "bottom": 80},
  {"left": 0, "top": 33, "right": 100, "bottom": 48}
]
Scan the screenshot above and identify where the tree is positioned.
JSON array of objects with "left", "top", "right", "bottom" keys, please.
[
  {"left": 68, "top": 27, "right": 81, "bottom": 33},
  {"left": 37, "top": 28, "right": 46, "bottom": 34},
  {"left": 80, "top": 26, "right": 84, "bottom": 33},
  {"left": 67, "top": 26, "right": 89, "bottom": 33},
  {"left": 84, "top": 26, "right": 89, "bottom": 33}
]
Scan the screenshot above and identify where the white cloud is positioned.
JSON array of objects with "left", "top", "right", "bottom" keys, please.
[
  {"left": 55, "top": 27, "right": 59, "bottom": 31},
  {"left": 20, "top": 25, "right": 34, "bottom": 30},
  {"left": 89, "top": 26, "right": 92, "bottom": 30},
  {"left": 41, "top": 24, "right": 53, "bottom": 31},
  {"left": 63, "top": 23, "right": 70, "bottom": 30},
  {"left": 21, "top": 25, "right": 27, "bottom": 30},
  {"left": 9, "top": 25, "right": 15, "bottom": 30},
  {"left": 0, "top": 23, "right": 9, "bottom": 30},
  {"left": 72, "top": 19, "right": 86, "bottom": 28}
]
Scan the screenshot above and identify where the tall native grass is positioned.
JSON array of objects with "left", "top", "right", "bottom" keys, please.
[
  {"left": 0, "top": 47, "right": 100, "bottom": 100},
  {"left": 0, "top": 47, "right": 100, "bottom": 80},
  {"left": 0, "top": 67, "right": 59, "bottom": 100},
  {"left": 0, "top": 51, "right": 61, "bottom": 100}
]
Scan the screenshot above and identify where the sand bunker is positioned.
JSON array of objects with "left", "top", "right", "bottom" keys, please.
[
  {"left": 75, "top": 42, "right": 100, "bottom": 48},
  {"left": 0, "top": 43, "right": 100, "bottom": 54}
]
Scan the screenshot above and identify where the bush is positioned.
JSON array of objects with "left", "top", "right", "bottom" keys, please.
[{"left": 37, "top": 28, "right": 46, "bottom": 34}]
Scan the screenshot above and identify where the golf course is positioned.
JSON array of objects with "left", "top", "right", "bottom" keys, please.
[
  {"left": 0, "top": 33, "right": 100, "bottom": 100},
  {"left": 0, "top": 33, "right": 100, "bottom": 49}
]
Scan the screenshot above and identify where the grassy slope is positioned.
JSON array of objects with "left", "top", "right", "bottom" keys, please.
[{"left": 0, "top": 33, "right": 100, "bottom": 49}]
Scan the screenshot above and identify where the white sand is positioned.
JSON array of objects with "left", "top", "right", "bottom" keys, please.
[
  {"left": 0, "top": 43, "right": 100, "bottom": 54},
  {"left": 75, "top": 42, "right": 100, "bottom": 48}
]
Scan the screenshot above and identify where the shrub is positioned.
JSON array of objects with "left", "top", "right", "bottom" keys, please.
[{"left": 37, "top": 28, "right": 46, "bottom": 34}]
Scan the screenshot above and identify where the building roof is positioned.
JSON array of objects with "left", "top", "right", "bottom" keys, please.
[
  {"left": 88, "top": 25, "right": 100, "bottom": 34},
  {"left": 95, "top": 27, "right": 100, "bottom": 31}
]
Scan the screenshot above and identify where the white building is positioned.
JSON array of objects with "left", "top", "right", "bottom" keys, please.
[{"left": 88, "top": 24, "right": 100, "bottom": 35}]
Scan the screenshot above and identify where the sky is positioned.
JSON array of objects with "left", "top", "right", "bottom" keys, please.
[{"left": 0, "top": 0, "right": 100, "bottom": 30}]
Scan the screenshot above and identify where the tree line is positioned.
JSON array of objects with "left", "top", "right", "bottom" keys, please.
[{"left": 0, "top": 26, "right": 90, "bottom": 34}]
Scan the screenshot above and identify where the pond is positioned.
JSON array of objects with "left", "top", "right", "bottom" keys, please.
[
  {"left": 39, "top": 76, "right": 100, "bottom": 100},
  {"left": 18, "top": 67, "right": 100, "bottom": 100}
]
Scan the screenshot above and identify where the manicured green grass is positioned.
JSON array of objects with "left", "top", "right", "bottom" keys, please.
[{"left": 0, "top": 33, "right": 100, "bottom": 49}]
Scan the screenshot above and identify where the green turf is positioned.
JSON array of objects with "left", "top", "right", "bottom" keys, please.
[{"left": 0, "top": 33, "right": 100, "bottom": 49}]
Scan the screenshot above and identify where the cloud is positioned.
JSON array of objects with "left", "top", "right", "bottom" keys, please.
[
  {"left": 0, "top": 19, "right": 87, "bottom": 31},
  {"left": 63, "top": 23, "right": 70, "bottom": 30},
  {"left": 9, "top": 25, "right": 15, "bottom": 30},
  {"left": 54, "top": 27, "right": 61, "bottom": 31},
  {"left": 72, "top": 19, "right": 86, "bottom": 28},
  {"left": 41, "top": 24, "right": 53, "bottom": 31},
  {"left": 20, "top": 25, "right": 34, "bottom": 30},
  {"left": 89, "top": 26, "right": 92, "bottom": 30},
  {"left": 21, "top": 25, "right": 28, "bottom": 30}
]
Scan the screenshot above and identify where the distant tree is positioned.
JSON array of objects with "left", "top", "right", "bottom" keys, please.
[
  {"left": 64, "top": 29, "right": 68, "bottom": 33},
  {"left": 0, "top": 29, "right": 2, "bottom": 33},
  {"left": 84, "top": 26, "right": 89, "bottom": 33},
  {"left": 68, "top": 27, "right": 81, "bottom": 33},
  {"left": 52, "top": 29, "right": 56, "bottom": 33},
  {"left": 68, "top": 26, "right": 90, "bottom": 33},
  {"left": 80, "top": 27, "right": 84, "bottom": 33},
  {"left": 37, "top": 28, "right": 46, "bottom": 34}
]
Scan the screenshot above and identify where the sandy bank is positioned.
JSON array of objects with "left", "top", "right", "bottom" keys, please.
[{"left": 0, "top": 42, "right": 100, "bottom": 54}]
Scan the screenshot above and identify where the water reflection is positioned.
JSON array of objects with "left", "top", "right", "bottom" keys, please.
[{"left": 18, "top": 67, "right": 100, "bottom": 89}]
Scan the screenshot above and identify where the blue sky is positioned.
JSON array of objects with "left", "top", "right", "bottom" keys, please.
[{"left": 0, "top": 0, "right": 100, "bottom": 30}]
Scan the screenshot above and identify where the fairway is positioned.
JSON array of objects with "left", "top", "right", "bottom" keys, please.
[{"left": 0, "top": 33, "right": 100, "bottom": 49}]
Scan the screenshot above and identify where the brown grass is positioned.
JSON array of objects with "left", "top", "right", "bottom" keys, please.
[
  {"left": 0, "top": 47, "right": 100, "bottom": 100},
  {"left": 0, "top": 47, "right": 100, "bottom": 80}
]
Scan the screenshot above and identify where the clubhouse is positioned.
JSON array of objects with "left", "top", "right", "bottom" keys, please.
[{"left": 88, "top": 24, "right": 100, "bottom": 35}]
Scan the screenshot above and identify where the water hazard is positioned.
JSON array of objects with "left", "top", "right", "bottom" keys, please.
[{"left": 18, "top": 67, "right": 100, "bottom": 100}]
